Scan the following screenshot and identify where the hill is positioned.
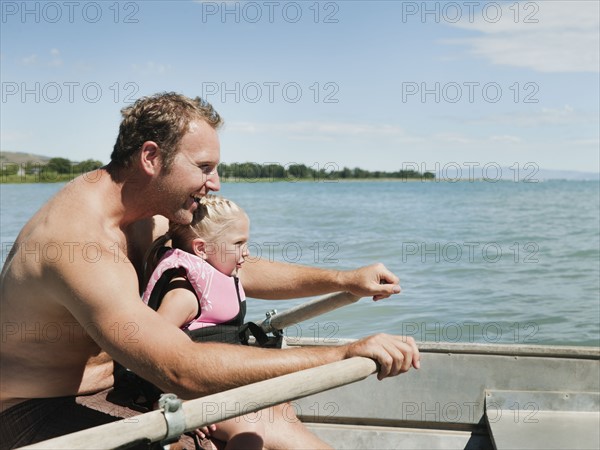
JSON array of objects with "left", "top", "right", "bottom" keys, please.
[{"left": 0, "top": 151, "right": 51, "bottom": 165}]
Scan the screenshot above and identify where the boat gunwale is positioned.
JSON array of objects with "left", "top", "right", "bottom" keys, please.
[
  {"left": 299, "top": 415, "right": 489, "bottom": 433},
  {"left": 284, "top": 337, "right": 600, "bottom": 359}
]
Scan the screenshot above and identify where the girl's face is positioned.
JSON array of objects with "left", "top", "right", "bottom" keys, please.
[{"left": 204, "top": 214, "right": 250, "bottom": 276}]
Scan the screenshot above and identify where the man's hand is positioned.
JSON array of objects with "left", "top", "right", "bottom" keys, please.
[
  {"left": 345, "top": 334, "right": 420, "bottom": 380},
  {"left": 338, "top": 263, "right": 401, "bottom": 301}
]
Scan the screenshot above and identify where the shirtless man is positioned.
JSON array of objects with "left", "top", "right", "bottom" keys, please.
[{"left": 0, "top": 93, "right": 419, "bottom": 448}]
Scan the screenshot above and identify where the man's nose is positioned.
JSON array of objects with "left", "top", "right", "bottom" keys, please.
[{"left": 206, "top": 172, "right": 221, "bottom": 192}]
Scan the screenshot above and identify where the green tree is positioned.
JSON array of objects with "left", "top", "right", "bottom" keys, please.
[
  {"left": 239, "top": 162, "right": 263, "bottom": 181},
  {"left": 1, "top": 162, "right": 19, "bottom": 175},
  {"left": 340, "top": 167, "right": 352, "bottom": 179},
  {"left": 75, "top": 159, "right": 103, "bottom": 173},
  {"left": 263, "top": 164, "right": 285, "bottom": 179},
  {"left": 25, "top": 161, "right": 44, "bottom": 174},
  {"left": 47, "top": 157, "right": 72, "bottom": 174},
  {"left": 287, "top": 164, "right": 309, "bottom": 179}
]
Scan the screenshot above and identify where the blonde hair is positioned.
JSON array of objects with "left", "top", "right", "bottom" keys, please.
[{"left": 144, "top": 195, "right": 246, "bottom": 285}]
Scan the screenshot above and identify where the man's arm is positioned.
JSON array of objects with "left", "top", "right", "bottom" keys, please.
[
  {"left": 56, "top": 247, "right": 418, "bottom": 400},
  {"left": 146, "top": 215, "right": 401, "bottom": 301},
  {"left": 240, "top": 258, "right": 401, "bottom": 301}
]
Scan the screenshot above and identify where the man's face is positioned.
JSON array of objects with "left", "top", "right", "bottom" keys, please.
[{"left": 155, "top": 120, "right": 221, "bottom": 224}]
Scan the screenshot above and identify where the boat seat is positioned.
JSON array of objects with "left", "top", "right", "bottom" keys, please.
[{"left": 485, "top": 390, "right": 600, "bottom": 450}]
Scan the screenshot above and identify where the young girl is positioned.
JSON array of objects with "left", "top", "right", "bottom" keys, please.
[
  {"left": 142, "top": 195, "right": 331, "bottom": 450},
  {"left": 143, "top": 195, "right": 252, "bottom": 346}
]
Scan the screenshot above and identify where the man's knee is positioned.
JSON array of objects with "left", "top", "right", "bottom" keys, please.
[
  {"left": 273, "top": 402, "right": 301, "bottom": 424},
  {"left": 240, "top": 414, "right": 266, "bottom": 436}
]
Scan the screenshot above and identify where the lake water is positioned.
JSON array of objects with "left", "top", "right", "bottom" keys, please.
[{"left": 1, "top": 179, "right": 599, "bottom": 347}]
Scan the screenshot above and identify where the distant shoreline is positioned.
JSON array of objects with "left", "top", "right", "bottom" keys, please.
[
  {"left": 0, "top": 151, "right": 600, "bottom": 184},
  {"left": 2, "top": 152, "right": 598, "bottom": 183},
  {"left": 0, "top": 174, "right": 433, "bottom": 184},
  {"left": 2, "top": 174, "right": 598, "bottom": 185},
  {"left": 1, "top": 152, "right": 436, "bottom": 183}
]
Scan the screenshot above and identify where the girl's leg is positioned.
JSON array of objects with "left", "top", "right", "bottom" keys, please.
[
  {"left": 210, "top": 414, "right": 264, "bottom": 450},
  {"left": 262, "top": 403, "right": 332, "bottom": 450}
]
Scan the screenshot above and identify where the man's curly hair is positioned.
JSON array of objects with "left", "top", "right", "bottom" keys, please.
[{"left": 111, "top": 92, "right": 223, "bottom": 170}]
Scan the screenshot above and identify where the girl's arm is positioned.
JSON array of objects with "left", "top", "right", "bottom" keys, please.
[{"left": 155, "top": 279, "right": 199, "bottom": 327}]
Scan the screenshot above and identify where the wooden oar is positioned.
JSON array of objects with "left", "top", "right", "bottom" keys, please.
[
  {"left": 21, "top": 356, "right": 377, "bottom": 450},
  {"left": 259, "top": 291, "right": 362, "bottom": 333}
]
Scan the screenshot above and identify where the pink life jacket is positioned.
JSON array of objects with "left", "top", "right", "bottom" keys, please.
[{"left": 142, "top": 248, "right": 245, "bottom": 331}]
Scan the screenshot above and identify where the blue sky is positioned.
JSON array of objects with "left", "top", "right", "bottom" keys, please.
[{"left": 1, "top": 0, "right": 599, "bottom": 175}]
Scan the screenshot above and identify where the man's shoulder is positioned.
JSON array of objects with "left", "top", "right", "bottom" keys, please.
[{"left": 12, "top": 176, "right": 126, "bottom": 268}]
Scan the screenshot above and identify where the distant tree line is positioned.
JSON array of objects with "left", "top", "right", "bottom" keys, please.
[
  {"left": 218, "top": 162, "right": 435, "bottom": 181},
  {"left": 2, "top": 158, "right": 435, "bottom": 182},
  {"left": 1, "top": 158, "right": 104, "bottom": 178}
]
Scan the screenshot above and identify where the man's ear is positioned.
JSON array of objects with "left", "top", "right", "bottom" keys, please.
[
  {"left": 191, "top": 238, "right": 207, "bottom": 259},
  {"left": 139, "top": 141, "right": 161, "bottom": 175}
]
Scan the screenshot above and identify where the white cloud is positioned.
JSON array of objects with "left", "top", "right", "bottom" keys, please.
[
  {"left": 227, "top": 121, "right": 408, "bottom": 137},
  {"left": 48, "top": 48, "right": 62, "bottom": 67},
  {"left": 18, "top": 49, "right": 63, "bottom": 67},
  {"left": 224, "top": 121, "right": 431, "bottom": 150},
  {"left": 193, "top": 0, "right": 237, "bottom": 4},
  {"left": 21, "top": 54, "right": 37, "bottom": 65},
  {"left": 131, "top": 61, "right": 172, "bottom": 76},
  {"left": 0, "top": 129, "right": 31, "bottom": 146},
  {"left": 225, "top": 121, "right": 548, "bottom": 148},
  {"left": 445, "top": 1, "right": 599, "bottom": 73},
  {"left": 432, "top": 133, "right": 474, "bottom": 145},
  {"left": 571, "top": 138, "right": 600, "bottom": 146},
  {"left": 222, "top": 119, "right": 596, "bottom": 172},
  {"left": 74, "top": 60, "right": 94, "bottom": 72},
  {"left": 468, "top": 105, "right": 598, "bottom": 127},
  {"left": 490, "top": 135, "right": 522, "bottom": 143}
]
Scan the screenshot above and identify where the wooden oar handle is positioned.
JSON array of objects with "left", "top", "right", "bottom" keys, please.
[
  {"left": 184, "top": 356, "right": 377, "bottom": 426},
  {"left": 260, "top": 291, "right": 362, "bottom": 333},
  {"left": 21, "top": 357, "right": 377, "bottom": 450}
]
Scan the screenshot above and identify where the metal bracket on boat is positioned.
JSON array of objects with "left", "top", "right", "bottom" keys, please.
[
  {"left": 158, "top": 393, "right": 186, "bottom": 445},
  {"left": 262, "top": 309, "right": 279, "bottom": 334}
]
